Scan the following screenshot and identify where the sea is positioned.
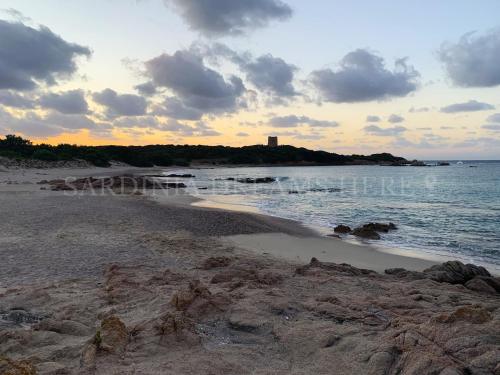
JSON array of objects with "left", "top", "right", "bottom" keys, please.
[{"left": 161, "top": 161, "right": 500, "bottom": 272}]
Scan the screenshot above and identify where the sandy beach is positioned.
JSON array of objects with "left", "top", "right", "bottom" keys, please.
[{"left": 1, "top": 165, "right": 499, "bottom": 374}]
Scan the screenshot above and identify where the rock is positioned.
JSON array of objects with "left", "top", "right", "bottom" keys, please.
[
  {"left": 384, "top": 268, "right": 425, "bottom": 279},
  {"left": 0, "top": 357, "right": 36, "bottom": 375},
  {"left": 201, "top": 256, "right": 232, "bottom": 270},
  {"left": 334, "top": 225, "right": 352, "bottom": 234},
  {"left": 99, "top": 316, "right": 128, "bottom": 353},
  {"left": 80, "top": 343, "right": 97, "bottom": 369},
  {"left": 155, "top": 312, "right": 194, "bottom": 337},
  {"left": 296, "top": 258, "right": 375, "bottom": 277},
  {"left": 363, "top": 222, "right": 397, "bottom": 233},
  {"left": 423, "top": 261, "right": 491, "bottom": 285},
  {"left": 171, "top": 281, "right": 212, "bottom": 311},
  {"left": 36, "top": 361, "right": 69, "bottom": 375},
  {"left": 436, "top": 306, "right": 492, "bottom": 324},
  {"left": 35, "top": 318, "right": 92, "bottom": 336},
  {"left": 236, "top": 177, "right": 276, "bottom": 184},
  {"left": 465, "top": 277, "right": 498, "bottom": 295},
  {"left": 352, "top": 227, "right": 381, "bottom": 240},
  {"left": 171, "top": 281, "right": 230, "bottom": 318}
]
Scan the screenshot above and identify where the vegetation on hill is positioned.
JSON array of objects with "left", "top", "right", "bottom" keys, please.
[{"left": 0, "top": 135, "right": 408, "bottom": 168}]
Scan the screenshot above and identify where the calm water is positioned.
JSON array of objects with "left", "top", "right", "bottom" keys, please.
[{"left": 164, "top": 162, "right": 500, "bottom": 271}]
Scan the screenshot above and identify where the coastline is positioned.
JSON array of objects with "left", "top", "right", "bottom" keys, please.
[{"left": 1, "top": 165, "right": 499, "bottom": 374}]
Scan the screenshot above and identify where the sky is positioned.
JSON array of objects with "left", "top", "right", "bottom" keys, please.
[{"left": 1, "top": 0, "right": 500, "bottom": 159}]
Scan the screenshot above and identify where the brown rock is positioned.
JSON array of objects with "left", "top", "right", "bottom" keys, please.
[
  {"left": 0, "top": 357, "right": 36, "bottom": 375},
  {"left": 296, "top": 258, "right": 375, "bottom": 277},
  {"left": 99, "top": 316, "right": 128, "bottom": 353},
  {"left": 201, "top": 256, "right": 232, "bottom": 270},
  {"left": 155, "top": 312, "right": 194, "bottom": 337},
  {"left": 437, "top": 306, "right": 492, "bottom": 324}
]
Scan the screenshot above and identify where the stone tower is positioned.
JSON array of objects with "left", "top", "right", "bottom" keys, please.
[{"left": 268, "top": 136, "right": 278, "bottom": 147}]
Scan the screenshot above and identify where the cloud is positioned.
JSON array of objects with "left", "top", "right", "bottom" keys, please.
[
  {"left": 409, "top": 106, "right": 430, "bottom": 113},
  {"left": 134, "top": 81, "right": 157, "bottom": 97},
  {"left": 486, "top": 113, "right": 500, "bottom": 123},
  {"left": 0, "top": 19, "right": 91, "bottom": 91},
  {"left": 0, "top": 107, "right": 109, "bottom": 138},
  {"left": 440, "top": 100, "right": 495, "bottom": 113},
  {"left": 269, "top": 115, "right": 339, "bottom": 128},
  {"left": 482, "top": 124, "right": 500, "bottom": 131},
  {"left": 236, "top": 132, "right": 249, "bottom": 137},
  {"left": 197, "top": 43, "right": 298, "bottom": 102},
  {"left": 38, "top": 89, "right": 89, "bottom": 114},
  {"left": 151, "top": 97, "right": 203, "bottom": 121},
  {"left": 366, "top": 115, "right": 381, "bottom": 122},
  {"left": 363, "top": 124, "right": 407, "bottom": 137},
  {"left": 391, "top": 137, "right": 442, "bottom": 149},
  {"left": 242, "top": 54, "right": 298, "bottom": 98},
  {"left": 310, "top": 49, "right": 419, "bottom": 103},
  {"left": 93, "top": 88, "right": 147, "bottom": 118},
  {"left": 144, "top": 50, "right": 245, "bottom": 115},
  {"left": 438, "top": 29, "right": 500, "bottom": 87},
  {"left": 113, "top": 116, "right": 160, "bottom": 129},
  {"left": 0, "top": 90, "right": 35, "bottom": 108},
  {"left": 388, "top": 114, "right": 404, "bottom": 123},
  {"left": 163, "top": 0, "right": 292, "bottom": 36},
  {"left": 159, "top": 119, "right": 221, "bottom": 136}
]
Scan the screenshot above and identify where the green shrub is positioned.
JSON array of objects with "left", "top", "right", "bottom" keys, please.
[{"left": 32, "top": 149, "right": 58, "bottom": 161}]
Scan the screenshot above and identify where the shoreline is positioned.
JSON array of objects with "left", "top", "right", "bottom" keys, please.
[
  {"left": 191, "top": 190, "right": 500, "bottom": 274},
  {"left": 190, "top": 194, "right": 442, "bottom": 273},
  {"left": 1, "top": 165, "right": 499, "bottom": 374}
]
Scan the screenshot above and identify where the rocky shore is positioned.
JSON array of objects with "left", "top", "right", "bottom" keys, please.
[{"left": 0, "top": 168, "right": 499, "bottom": 375}]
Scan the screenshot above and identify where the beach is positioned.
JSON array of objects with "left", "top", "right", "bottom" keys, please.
[{"left": 0, "top": 165, "right": 499, "bottom": 374}]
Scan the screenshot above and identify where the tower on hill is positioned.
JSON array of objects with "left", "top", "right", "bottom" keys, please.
[{"left": 268, "top": 136, "right": 278, "bottom": 147}]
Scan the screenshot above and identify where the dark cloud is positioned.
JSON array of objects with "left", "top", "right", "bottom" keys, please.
[
  {"left": 438, "top": 30, "right": 500, "bottom": 87},
  {"left": 113, "top": 116, "right": 160, "bottom": 129},
  {"left": 310, "top": 49, "right": 419, "bottom": 103},
  {"left": 482, "top": 124, "right": 500, "bottom": 131},
  {"left": 198, "top": 43, "right": 299, "bottom": 101},
  {"left": 164, "top": 0, "right": 292, "bottom": 36},
  {"left": 152, "top": 97, "right": 203, "bottom": 120},
  {"left": 0, "top": 107, "right": 109, "bottom": 138},
  {"left": 93, "top": 88, "right": 147, "bottom": 118},
  {"left": 269, "top": 115, "right": 339, "bottom": 128},
  {"left": 440, "top": 100, "right": 494, "bottom": 113},
  {"left": 145, "top": 50, "right": 245, "bottom": 115},
  {"left": 0, "top": 19, "right": 91, "bottom": 91},
  {"left": 363, "top": 124, "right": 407, "bottom": 137},
  {"left": 486, "top": 113, "right": 500, "bottom": 123},
  {"left": 0, "top": 90, "right": 35, "bottom": 108},
  {"left": 243, "top": 54, "right": 297, "bottom": 97},
  {"left": 366, "top": 115, "right": 381, "bottom": 122},
  {"left": 134, "top": 81, "right": 157, "bottom": 97},
  {"left": 388, "top": 114, "right": 404, "bottom": 123},
  {"left": 38, "top": 89, "right": 88, "bottom": 114}
]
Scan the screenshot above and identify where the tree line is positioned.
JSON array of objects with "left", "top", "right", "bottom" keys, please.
[{"left": 0, "top": 135, "right": 408, "bottom": 167}]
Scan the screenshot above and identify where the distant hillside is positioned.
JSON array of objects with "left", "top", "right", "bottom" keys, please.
[{"left": 0, "top": 135, "right": 408, "bottom": 168}]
